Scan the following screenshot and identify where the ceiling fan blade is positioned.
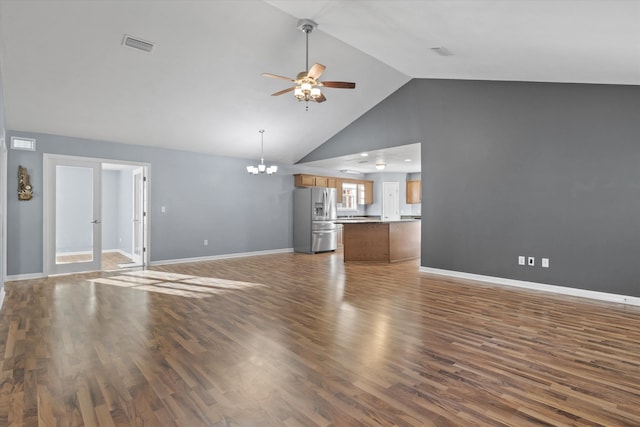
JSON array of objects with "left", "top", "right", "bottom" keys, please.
[
  {"left": 315, "top": 93, "right": 327, "bottom": 103},
  {"left": 262, "top": 73, "right": 295, "bottom": 82},
  {"left": 307, "top": 63, "right": 326, "bottom": 80},
  {"left": 321, "top": 81, "right": 356, "bottom": 89},
  {"left": 271, "top": 86, "right": 296, "bottom": 96}
]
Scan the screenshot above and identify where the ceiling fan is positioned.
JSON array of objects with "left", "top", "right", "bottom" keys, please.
[{"left": 262, "top": 19, "right": 356, "bottom": 109}]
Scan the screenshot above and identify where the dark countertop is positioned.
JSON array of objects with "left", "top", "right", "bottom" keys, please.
[{"left": 334, "top": 218, "right": 420, "bottom": 224}]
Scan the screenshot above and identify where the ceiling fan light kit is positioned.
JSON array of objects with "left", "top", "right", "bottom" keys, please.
[{"left": 262, "top": 19, "right": 355, "bottom": 110}]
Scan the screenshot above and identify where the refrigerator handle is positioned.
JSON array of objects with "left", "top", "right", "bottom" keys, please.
[
  {"left": 322, "top": 189, "right": 326, "bottom": 217},
  {"left": 324, "top": 188, "right": 329, "bottom": 219}
]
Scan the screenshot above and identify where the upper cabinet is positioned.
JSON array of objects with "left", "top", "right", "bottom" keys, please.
[
  {"left": 406, "top": 180, "right": 421, "bottom": 204},
  {"left": 294, "top": 174, "right": 336, "bottom": 188},
  {"left": 294, "top": 174, "right": 316, "bottom": 187},
  {"left": 361, "top": 181, "right": 373, "bottom": 205},
  {"left": 294, "top": 174, "right": 373, "bottom": 204}
]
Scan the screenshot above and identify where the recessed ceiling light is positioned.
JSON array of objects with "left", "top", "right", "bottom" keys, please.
[
  {"left": 404, "top": 158, "right": 412, "bottom": 162},
  {"left": 360, "top": 152, "right": 368, "bottom": 157}
]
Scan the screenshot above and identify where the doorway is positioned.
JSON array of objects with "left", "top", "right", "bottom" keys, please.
[
  {"left": 44, "top": 154, "right": 149, "bottom": 275},
  {"left": 382, "top": 181, "right": 400, "bottom": 221}
]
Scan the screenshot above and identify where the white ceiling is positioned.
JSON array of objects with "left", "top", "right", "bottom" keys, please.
[
  {"left": 301, "top": 142, "right": 422, "bottom": 174},
  {"left": 1, "top": 1, "right": 638, "bottom": 170}
]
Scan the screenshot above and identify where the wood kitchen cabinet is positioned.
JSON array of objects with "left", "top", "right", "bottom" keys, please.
[
  {"left": 334, "top": 179, "right": 343, "bottom": 203},
  {"left": 314, "top": 176, "right": 328, "bottom": 187},
  {"left": 357, "top": 182, "right": 373, "bottom": 205},
  {"left": 406, "top": 180, "right": 421, "bottom": 204},
  {"left": 294, "top": 174, "right": 338, "bottom": 189},
  {"left": 294, "top": 174, "right": 330, "bottom": 187},
  {"left": 294, "top": 174, "right": 315, "bottom": 187},
  {"left": 363, "top": 181, "right": 373, "bottom": 205},
  {"left": 340, "top": 220, "right": 420, "bottom": 262},
  {"left": 295, "top": 174, "right": 374, "bottom": 204}
]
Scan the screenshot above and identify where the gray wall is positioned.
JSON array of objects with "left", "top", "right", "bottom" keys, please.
[
  {"left": 6, "top": 131, "right": 298, "bottom": 276},
  {"left": 305, "top": 79, "right": 640, "bottom": 297}
]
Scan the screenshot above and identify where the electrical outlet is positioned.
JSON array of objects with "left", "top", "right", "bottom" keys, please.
[
  {"left": 518, "top": 256, "right": 525, "bottom": 265},
  {"left": 528, "top": 257, "right": 535, "bottom": 266},
  {"left": 204, "top": 239, "right": 208, "bottom": 246},
  {"left": 161, "top": 206, "right": 166, "bottom": 213},
  {"left": 542, "top": 258, "right": 549, "bottom": 268}
]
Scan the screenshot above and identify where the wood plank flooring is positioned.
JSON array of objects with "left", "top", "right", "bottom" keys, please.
[
  {"left": 55, "top": 252, "right": 135, "bottom": 271},
  {"left": 2, "top": 251, "right": 640, "bottom": 426}
]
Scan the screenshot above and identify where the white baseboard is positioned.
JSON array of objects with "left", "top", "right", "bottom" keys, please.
[
  {"left": 56, "top": 250, "right": 92, "bottom": 257},
  {"left": 58, "top": 249, "right": 133, "bottom": 257},
  {"left": 6, "top": 272, "right": 46, "bottom": 282},
  {"left": 419, "top": 266, "right": 640, "bottom": 306},
  {"left": 150, "top": 248, "right": 294, "bottom": 267},
  {"left": 6, "top": 249, "right": 293, "bottom": 281},
  {"left": 114, "top": 249, "right": 133, "bottom": 259}
]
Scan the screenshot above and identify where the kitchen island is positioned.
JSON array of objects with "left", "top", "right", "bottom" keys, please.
[{"left": 335, "top": 219, "right": 420, "bottom": 263}]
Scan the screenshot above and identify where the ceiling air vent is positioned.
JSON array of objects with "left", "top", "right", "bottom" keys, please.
[
  {"left": 431, "top": 46, "right": 453, "bottom": 57},
  {"left": 11, "top": 136, "right": 36, "bottom": 151},
  {"left": 122, "top": 35, "right": 154, "bottom": 53}
]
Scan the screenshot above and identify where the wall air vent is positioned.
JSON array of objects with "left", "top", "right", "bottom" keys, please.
[
  {"left": 122, "top": 35, "right": 154, "bottom": 53},
  {"left": 11, "top": 136, "right": 36, "bottom": 151}
]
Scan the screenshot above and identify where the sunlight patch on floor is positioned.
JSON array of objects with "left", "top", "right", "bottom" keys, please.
[{"left": 89, "top": 270, "right": 265, "bottom": 298}]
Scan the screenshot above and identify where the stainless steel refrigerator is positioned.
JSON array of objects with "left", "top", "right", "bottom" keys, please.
[{"left": 294, "top": 187, "right": 337, "bottom": 253}]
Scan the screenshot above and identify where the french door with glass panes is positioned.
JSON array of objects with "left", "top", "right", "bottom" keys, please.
[{"left": 44, "top": 155, "right": 102, "bottom": 275}]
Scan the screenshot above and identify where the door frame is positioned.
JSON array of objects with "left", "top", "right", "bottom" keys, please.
[
  {"left": 130, "top": 167, "right": 145, "bottom": 266},
  {"left": 43, "top": 154, "right": 150, "bottom": 276},
  {"left": 382, "top": 181, "right": 401, "bottom": 221}
]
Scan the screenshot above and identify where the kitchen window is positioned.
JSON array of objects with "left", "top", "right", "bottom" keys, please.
[{"left": 340, "top": 182, "right": 358, "bottom": 210}]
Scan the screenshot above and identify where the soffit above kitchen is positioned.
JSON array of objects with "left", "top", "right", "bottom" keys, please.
[{"left": 299, "top": 143, "right": 422, "bottom": 175}]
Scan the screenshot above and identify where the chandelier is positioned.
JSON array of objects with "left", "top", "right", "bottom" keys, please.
[{"left": 246, "top": 129, "right": 277, "bottom": 175}]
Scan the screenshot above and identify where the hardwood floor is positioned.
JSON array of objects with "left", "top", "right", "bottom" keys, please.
[{"left": 2, "top": 251, "right": 640, "bottom": 426}]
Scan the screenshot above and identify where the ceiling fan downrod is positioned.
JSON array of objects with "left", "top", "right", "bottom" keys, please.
[
  {"left": 298, "top": 19, "right": 316, "bottom": 73},
  {"left": 298, "top": 19, "right": 317, "bottom": 110}
]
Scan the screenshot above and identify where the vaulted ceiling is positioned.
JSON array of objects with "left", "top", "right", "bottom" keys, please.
[{"left": 1, "top": 1, "right": 638, "bottom": 166}]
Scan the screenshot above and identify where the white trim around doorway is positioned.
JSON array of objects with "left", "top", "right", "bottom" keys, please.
[{"left": 42, "top": 153, "right": 150, "bottom": 277}]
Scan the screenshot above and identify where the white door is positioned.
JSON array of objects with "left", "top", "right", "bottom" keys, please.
[
  {"left": 382, "top": 181, "right": 401, "bottom": 221},
  {"left": 131, "top": 167, "right": 145, "bottom": 265},
  {"left": 44, "top": 156, "right": 102, "bottom": 274}
]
